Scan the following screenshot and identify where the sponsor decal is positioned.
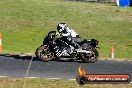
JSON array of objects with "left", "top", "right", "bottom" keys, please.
[{"left": 76, "top": 66, "right": 131, "bottom": 85}]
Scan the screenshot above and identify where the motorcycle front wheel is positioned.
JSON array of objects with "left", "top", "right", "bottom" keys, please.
[
  {"left": 35, "top": 45, "right": 54, "bottom": 62},
  {"left": 79, "top": 49, "right": 99, "bottom": 63}
]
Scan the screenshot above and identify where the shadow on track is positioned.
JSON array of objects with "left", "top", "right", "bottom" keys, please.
[
  {"left": 0, "top": 54, "right": 84, "bottom": 63},
  {"left": 0, "top": 54, "right": 39, "bottom": 61}
]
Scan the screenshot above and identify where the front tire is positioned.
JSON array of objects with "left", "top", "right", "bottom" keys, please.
[
  {"left": 80, "top": 49, "right": 99, "bottom": 63},
  {"left": 35, "top": 45, "right": 54, "bottom": 62}
]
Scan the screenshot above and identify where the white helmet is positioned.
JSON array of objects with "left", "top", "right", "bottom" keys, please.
[{"left": 57, "top": 23, "right": 67, "bottom": 33}]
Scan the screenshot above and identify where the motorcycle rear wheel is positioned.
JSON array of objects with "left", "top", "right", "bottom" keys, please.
[
  {"left": 35, "top": 45, "right": 54, "bottom": 62},
  {"left": 80, "top": 49, "right": 99, "bottom": 63}
]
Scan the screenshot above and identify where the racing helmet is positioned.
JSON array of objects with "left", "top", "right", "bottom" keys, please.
[{"left": 57, "top": 23, "right": 67, "bottom": 33}]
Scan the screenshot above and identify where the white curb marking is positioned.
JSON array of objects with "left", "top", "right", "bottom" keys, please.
[{"left": 48, "top": 78, "right": 61, "bottom": 80}]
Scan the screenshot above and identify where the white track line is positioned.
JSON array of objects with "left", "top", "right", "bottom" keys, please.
[
  {"left": 0, "top": 76, "right": 8, "bottom": 78},
  {"left": 48, "top": 78, "right": 61, "bottom": 80},
  {"left": 23, "top": 56, "right": 34, "bottom": 88},
  {"left": 68, "top": 79, "right": 76, "bottom": 80},
  {"left": 26, "top": 77, "right": 38, "bottom": 79}
]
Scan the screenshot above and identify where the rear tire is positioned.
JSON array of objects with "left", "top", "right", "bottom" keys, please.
[
  {"left": 80, "top": 49, "right": 99, "bottom": 63},
  {"left": 35, "top": 45, "right": 54, "bottom": 62}
]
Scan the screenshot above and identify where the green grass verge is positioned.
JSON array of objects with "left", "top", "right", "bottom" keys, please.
[
  {"left": 0, "top": 0, "right": 132, "bottom": 59},
  {"left": 0, "top": 78, "right": 132, "bottom": 88}
]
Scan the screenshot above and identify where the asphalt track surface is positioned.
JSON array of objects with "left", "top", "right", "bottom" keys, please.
[{"left": 0, "top": 54, "right": 132, "bottom": 80}]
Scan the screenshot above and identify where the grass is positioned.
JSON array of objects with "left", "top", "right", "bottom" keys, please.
[
  {"left": 0, "top": 0, "right": 132, "bottom": 59},
  {"left": 0, "top": 78, "right": 132, "bottom": 88}
]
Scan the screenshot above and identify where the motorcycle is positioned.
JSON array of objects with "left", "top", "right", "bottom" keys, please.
[{"left": 35, "top": 31, "right": 99, "bottom": 63}]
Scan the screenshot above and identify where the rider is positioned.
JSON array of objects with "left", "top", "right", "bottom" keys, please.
[{"left": 56, "top": 23, "right": 81, "bottom": 48}]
